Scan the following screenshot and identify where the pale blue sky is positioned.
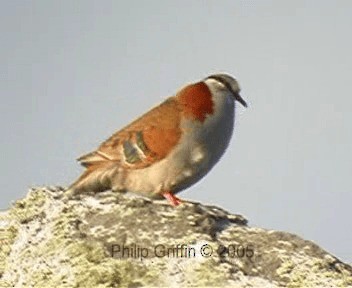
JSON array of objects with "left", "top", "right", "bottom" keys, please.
[{"left": 1, "top": 1, "right": 351, "bottom": 263}]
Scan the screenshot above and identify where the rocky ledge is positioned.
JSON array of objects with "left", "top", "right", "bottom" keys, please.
[{"left": 0, "top": 187, "right": 351, "bottom": 287}]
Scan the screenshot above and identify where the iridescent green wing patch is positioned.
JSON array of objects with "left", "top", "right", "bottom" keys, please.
[
  {"left": 136, "top": 131, "right": 149, "bottom": 154},
  {"left": 123, "top": 140, "right": 142, "bottom": 164}
]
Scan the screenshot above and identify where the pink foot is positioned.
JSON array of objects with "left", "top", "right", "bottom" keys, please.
[{"left": 162, "top": 191, "right": 183, "bottom": 206}]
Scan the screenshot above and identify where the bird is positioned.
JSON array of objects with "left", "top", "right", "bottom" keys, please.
[{"left": 66, "top": 73, "right": 247, "bottom": 206}]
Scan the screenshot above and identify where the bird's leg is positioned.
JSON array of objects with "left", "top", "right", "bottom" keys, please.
[{"left": 162, "top": 191, "right": 183, "bottom": 206}]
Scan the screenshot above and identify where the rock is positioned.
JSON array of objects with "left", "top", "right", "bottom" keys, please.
[{"left": 0, "top": 187, "right": 351, "bottom": 287}]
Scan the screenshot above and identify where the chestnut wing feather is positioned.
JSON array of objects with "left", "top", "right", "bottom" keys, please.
[{"left": 77, "top": 97, "right": 182, "bottom": 169}]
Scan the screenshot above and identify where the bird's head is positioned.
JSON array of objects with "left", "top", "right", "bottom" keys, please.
[{"left": 205, "top": 73, "right": 247, "bottom": 108}]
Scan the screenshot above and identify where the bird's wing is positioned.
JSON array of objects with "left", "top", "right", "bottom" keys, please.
[{"left": 77, "top": 97, "right": 182, "bottom": 169}]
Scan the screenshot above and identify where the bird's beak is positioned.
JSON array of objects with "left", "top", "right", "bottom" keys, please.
[{"left": 234, "top": 92, "right": 248, "bottom": 108}]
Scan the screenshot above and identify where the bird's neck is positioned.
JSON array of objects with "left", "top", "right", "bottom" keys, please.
[{"left": 176, "top": 82, "right": 214, "bottom": 122}]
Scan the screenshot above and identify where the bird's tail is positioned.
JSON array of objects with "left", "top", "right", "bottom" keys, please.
[{"left": 65, "top": 163, "right": 117, "bottom": 198}]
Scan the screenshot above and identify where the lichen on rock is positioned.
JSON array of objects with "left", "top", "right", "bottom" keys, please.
[{"left": 0, "top": 187, "right": 351, "bottom": 287}]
